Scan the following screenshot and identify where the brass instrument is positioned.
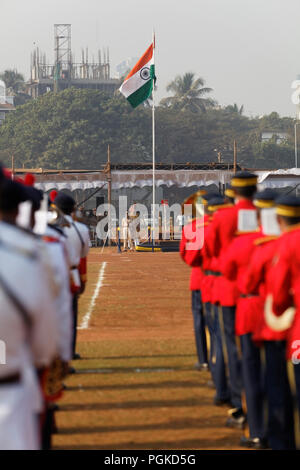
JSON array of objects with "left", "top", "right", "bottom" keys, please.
[
  {"left": 40, "top": 357, "right": 67, "bottom": 402},
  {"left": 181, "top": 189, "right": 207, "bottom": 219},
  {"left": 48, "top": 203, "right": 71, "bottom": 228}
]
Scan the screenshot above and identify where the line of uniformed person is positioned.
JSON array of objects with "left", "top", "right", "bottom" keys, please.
[
  {"left": 0, "top": 164, "right": 90, "bottom": 450},
  {"left": 180, "top": 171, "right": 300, "bottom": 450}
]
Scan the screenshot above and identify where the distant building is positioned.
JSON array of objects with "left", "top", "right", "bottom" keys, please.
[
  {"left": 27, "top": 25, "right": 119, "bottom": 98},
  {"left": 115, "top": 57, "right": 139, "bottom": 79},
  {"left": 261, "top": 130, "right": 289, "bottom": 144},
  {"left": 0, "top": 80, "right": 15, "bottom": 125}
]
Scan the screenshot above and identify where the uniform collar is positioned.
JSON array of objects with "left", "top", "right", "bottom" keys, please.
[
  {"left": 283, "top": 223, "right": 300, "bottom": 234},
  {"left": 235, "top": 199, "right": 255, "bottom": 210}
]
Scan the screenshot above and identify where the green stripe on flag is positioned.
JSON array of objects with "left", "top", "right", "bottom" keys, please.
[
  {"left": 127, "top": 80, "right": 153, "bottom": 108},
  {"left": 127, "top": 65, "right": 155, "bottom": 108}
]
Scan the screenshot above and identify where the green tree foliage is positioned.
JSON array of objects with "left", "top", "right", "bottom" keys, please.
[
  {"left": 0, "top": 88, "right": 152, "bottom": 169},
  {"left": 0, "top": 69, "right": 32, "bottom": 107},
  {"left": 225, "top": 103, "right": 244, "bottom": 115},
  {"left": 0, "top": 87, "right": 296, "bottom": 170},
  {"left": 160, "top": 73, "right": 215, "bottom": 112},
  {"left": 0, "top": 69, "right": 25, "bottom": 93}
]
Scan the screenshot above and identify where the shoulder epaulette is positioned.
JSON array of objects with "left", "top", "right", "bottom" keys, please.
[
  {"left": 285, "top": 223, "right": 300, "bottom": 233},
  {"left": 254, "top": 235, "right": 279, "bottom": 246},
  {"left": 196, "top": 222, "right": 209, "bottom": 229},
  {"left": 215, "top": 204, "right": 234, "bottom": 211},
  {"left": 235, "top": 229, "right": 260, "bottom": 236}
]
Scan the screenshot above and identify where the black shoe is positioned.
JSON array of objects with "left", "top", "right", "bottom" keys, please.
[
  {"left": 49, "top": 402, "right": 60, "bottom": 411},
  {"left": 194, "top": 362, "right": 209, "bottom": 371},
  {"left": 214, "top": 397, "right": 232, "bottom": 407},
  {"left": 240, "top": 436, "right": 269, "bottom": 449},
  {"left": 73, "top": 353, "right": 81, "bottom": 360},
  {"left": 226, "top": 408, "right": 247, "bottom": 430},
  {"left": 251, "top": 438, "right": 269, "bottom": 450}
]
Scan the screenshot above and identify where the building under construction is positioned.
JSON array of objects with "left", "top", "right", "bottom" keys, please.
[{"left": 27, "top": 24, "right": 119, "bottom": 98}]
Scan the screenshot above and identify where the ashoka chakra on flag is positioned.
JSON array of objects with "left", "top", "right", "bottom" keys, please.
[{"left": 119, "top": 43, "right": 155, "bottom": 108}]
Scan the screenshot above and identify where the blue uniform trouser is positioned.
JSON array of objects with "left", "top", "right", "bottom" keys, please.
[
  {"left": 205, "top": 302, "right": 230, "bottom": 401},
  {"left": 221, "top": 306, "right": 243, "bottom": 410},
  {"left": 204, "top": 302, "right": 215, "bottom": 374},
  {"left": 294, "top": 362, "right": 300, "bottom": 420},
  {"left": 264, "top": 341, "right": 295, "bottom": 450},
  {"left": 191, "top": 290, "right": 208, "bottom": 365},
  {"left": 240, "top": 333, "right": 265, "bottom": 439}
]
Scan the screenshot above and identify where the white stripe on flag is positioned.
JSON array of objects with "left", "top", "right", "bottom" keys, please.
[{"left": 119, "top": 58, "right": 153, "bottom": 98}]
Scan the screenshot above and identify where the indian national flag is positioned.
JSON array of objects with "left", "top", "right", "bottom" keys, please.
[{"left": 119, "top": 42, "right": 155, "bottom": 108}]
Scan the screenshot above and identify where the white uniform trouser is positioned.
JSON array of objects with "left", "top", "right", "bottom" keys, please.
[{"left": 0, "top": 380, "right": 39, "bottom": 450}]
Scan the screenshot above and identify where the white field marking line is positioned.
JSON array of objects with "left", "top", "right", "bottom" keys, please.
[{"left": 78, "top": 261, "right": 107, "bottom": 330}]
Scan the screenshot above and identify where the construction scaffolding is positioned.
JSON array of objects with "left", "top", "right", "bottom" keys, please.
[{"left": 28, "top": 24, "right": 118, "bottom": 98}]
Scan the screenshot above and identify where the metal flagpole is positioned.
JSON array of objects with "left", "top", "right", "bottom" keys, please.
[{"left": 152, "top": 30, "right": 156, "bottom": 250}]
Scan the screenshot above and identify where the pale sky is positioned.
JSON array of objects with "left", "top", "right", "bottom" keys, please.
[{"left": 1, "top": 0, "right": 300, "bottom": 117}]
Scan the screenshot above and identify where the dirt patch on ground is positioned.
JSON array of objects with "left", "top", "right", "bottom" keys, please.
[{"left": 53, "top": 248, "right": 245, "bottom": 450}]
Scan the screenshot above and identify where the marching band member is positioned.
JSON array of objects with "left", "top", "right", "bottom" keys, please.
[
  {"left": 0, "top": 175, "right": 58, "bottom": 450},
  {"left": 180, "top": 190, "right": 209, "bottom": 371},
  {"left": 268, "top": 196, "right": 300, "bottom": 446},
  {"left": 222, "top": 196, "right": 265, "bottom": 447},
  {"left": 206, "top": 172, "right": 258, "bottom": 429},
  {"left": 242, "top": 190, "right": 295, "bottom": 450},
  {"left": 54, "top": 192, "right": 90, "bottom": 360},
  {"left": 24, "top": 183, "right": 73, "bottom": 449},
  {"left": 204, "top": 197, "right": 233, "bottom": 407}
]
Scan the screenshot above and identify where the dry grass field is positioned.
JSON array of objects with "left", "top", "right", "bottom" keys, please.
[{"left": 53, "top": 248, "right": 244, "bottom": 450}]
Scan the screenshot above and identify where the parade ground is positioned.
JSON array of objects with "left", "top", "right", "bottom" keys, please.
[{"left": 53, "top": 248, "right": 244, "bottom": 450}]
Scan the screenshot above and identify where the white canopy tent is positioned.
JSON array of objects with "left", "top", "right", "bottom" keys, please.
[
  {"left": 256, "top": 168, "right": 300, "bottom": 189},
  {"left": 14, "top": 167, "right": 300, "bottom": 192},
  {"left": 33, "top": 169, "right": 236, "bottom": 192}
]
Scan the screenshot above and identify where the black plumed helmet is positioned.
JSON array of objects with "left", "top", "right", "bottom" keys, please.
[
  {"left": 0, "top": 179, "right": 29, "bottom": 212},
  {"left": 54, "top": 192, "right": 76, "bottom": 215}
]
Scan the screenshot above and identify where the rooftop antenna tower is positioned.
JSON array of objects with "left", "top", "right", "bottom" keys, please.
[{"left": 54, "top": 24, "right": 72, "bottom": 92}]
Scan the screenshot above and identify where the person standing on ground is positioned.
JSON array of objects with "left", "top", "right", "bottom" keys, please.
[
  {"left": 54, "top": 193, "right": 90, "bottom": 360},
  {"left": 180, "top": 190, "right": 209, "bottom": 372}
]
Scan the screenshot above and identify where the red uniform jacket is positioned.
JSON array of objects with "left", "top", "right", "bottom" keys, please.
[
  {"left": 242, "top": 235, "right": 286, "bottom": 342},
  {"left": 222, "top": 231, "right": 261, "bottom": 336},
  {"left": 270, "top": 225, "right": 300, "bottom": 360},
  {"left": 179, "top": 216, "right": 208, "bottom": 290},
  {"left": 201, "top": 230, "right": 217, "bottom": 303},
  {"left": 180, "top": 214, "right": 216, "bottom": 302},
  {"left": 206, "top": 200, "right": 255, "bottom": 306},
  {"left": 203, "top": 212, "right": 228, "bottom": 305}
]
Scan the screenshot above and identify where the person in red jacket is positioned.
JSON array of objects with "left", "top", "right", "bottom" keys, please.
[
  {"left": 204, "top": 197, "right": 233, "bottom": 407},
  {"left": 222, "top": 200, "right": 264, "bottom": 447},
  {"left": 269, "top": 195, "right": 300, "bottom": 446},
  {"left": 206, "top": 171, "right": 258, "bottom": 429},
  {"left": 242, "top": 190, "right": 295, "bottom": 450},
  {"left": 180, "top": 190, "right": 209, "bottom": 371}
]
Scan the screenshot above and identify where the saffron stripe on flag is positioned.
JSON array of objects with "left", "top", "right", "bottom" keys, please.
[{"left": 124, "top": 43, "right": 154, "bottom": 81}]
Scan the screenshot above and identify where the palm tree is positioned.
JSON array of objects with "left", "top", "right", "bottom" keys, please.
[
  {"left": 0, "top": 69, "right": 25, "bottom": 94},
  {"left": 160, "top": 72, "right": 215, "bottom": 112},
  {"left": 225, "top": 103, "right": 244, "bottom": 115}
]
